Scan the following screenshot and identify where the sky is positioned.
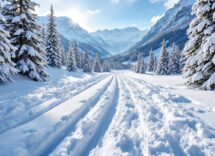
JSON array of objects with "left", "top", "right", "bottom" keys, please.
[{"left": 34, "top": 0, "right": 180, "bottom": 32}]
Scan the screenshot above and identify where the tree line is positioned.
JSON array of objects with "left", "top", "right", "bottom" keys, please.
[
  {"left": 0, "top": 0, "right": 112, "bottom": 83},
  {"left": 132, "top": 40, "right": 182, "bottom": 75},
  {"left": 132, "top": 0, "right": 215, "bottom": 90}
]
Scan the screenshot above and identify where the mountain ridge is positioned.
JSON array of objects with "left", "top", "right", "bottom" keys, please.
[
  {"left": 92, "top": 27, "right": 147, "bottom": 54},
  {"left": 38, "top": 16, "right": 112, "bottom": 58},
  {"left": 38, "top": 16, "right": 146, "bottom": 57},
  {"left": 114, "top": 0, "right": 195, "bottom": 62}
]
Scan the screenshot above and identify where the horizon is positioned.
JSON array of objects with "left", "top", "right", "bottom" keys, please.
[{"left": 34, "top": 0, "right": 180, "bottom": 32}]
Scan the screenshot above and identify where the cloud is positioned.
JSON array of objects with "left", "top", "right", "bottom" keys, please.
[
  {"left": 149, "top": 0, "right": 179, "bottom": 9},
  {"left": 150, "top": 14, "right": 164, "bottom": 24},
  {"left": 86, "top": 9, "right": 101, "bottom": 16}
]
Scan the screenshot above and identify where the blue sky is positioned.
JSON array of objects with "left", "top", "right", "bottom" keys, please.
[{"left": 34, "top": 0, "right": 179, "bottom": 32}]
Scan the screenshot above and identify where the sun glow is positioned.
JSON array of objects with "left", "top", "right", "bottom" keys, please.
[{"left": 56, "top": 7, "right": 95, "bottom": 32}]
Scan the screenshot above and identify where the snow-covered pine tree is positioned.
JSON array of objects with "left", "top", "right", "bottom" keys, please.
[
  {"left": 3, "top": 0, "right": 48, "bottom": 81},
  {"left": 133, "top": 63, "right": 138, "bottom": 73},
  {"left": 148, "top": 49, "right": 155, "bottom": 72},
  {"left": 136, "top": 53, "right": 142, "bottom": 73},
  {"left": 83, "top": 50, "right": 91, "bottom": 72},
  {"left": 61, "top": 46, "right": 67, "bottom": 66},
  {"left": 46, "top": 5, "right": 61, "bottom": 68},
  {"left": 157, "top": 39, "right": 169, "bottom": 75},
  {"left": 89, "top": 58, "right": 93, "bottom": 71},
  {"left": 93, "top": 53, "right": 102, "bottom": 72},
  {"left": 168, "top": 43, "right": 181, "bottom": 74},
  {"left": 102, "top": 60, "right": 110, "bottom": 72},
  {"left": 0, "top": 4, "right": 18, "bottom": 82},
  {"left": 195, "top": 1, "right": 215, "bottom": 90},
  {"left": 180, "top": 52, "right": 186, "bottom": 72},
  {"left": 183, "top": 0, "right": 215, "bottom": 90},
  {"left": 67, "top": 42, "right": 77, "bottom": 72},
  {"left": 154, "top": 56, "right": 158, "bottom": 73},
  {"left": 144, "top": 62, "right": 148, "bottom": 72},
  {"left": 138, "top": 57, "right": 145, "bottom": 74},
  {"left": 2, "top": 1, "right": 16, "bottom": 59},
  {"left": 79, "top": 52, "right": 83, "bottom": 69},
  {"left": 55, "top": 36, "right": 63, "bottom": 68},
  {"left": 40, "top": 25, "right": 47, "bottom": 64},
  {"left": 72, "top": 41, "right": 81, "bottom": 69}
]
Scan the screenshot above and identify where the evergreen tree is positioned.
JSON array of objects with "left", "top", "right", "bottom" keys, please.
[
  {"left": 79, "top": 52, "right": 84, "bottom": 69},
  {"left": 72, "top": 41, "right": 81, "bottom": 69},
  {"left": 40, "top": 25, "right": 47, "bottom": 63},
  {"left": 2, "top": 1, "right": 16, "bottom": 59},
  {"left": 93, "top": 53, "right": 102, "bottom": 72},
  {"left": 55, "top": 36, "right": 63, "bottom": 68},
  {"left": 133, "top": 63, "right": 138, "bottom": 73},
  {"left": 148, "top": 49, "right": 155, "bottom": 72},
  {"left": 154, "top": 56, "right": 158, "bottom": 73},
  {"left": 169, "top": 43, "right": 181, "bottom": 74},
  {"left": 3, "top": 0, "right": 48, "bottom": 81},
  {"left": 183, "top": 0, "right": 215, "bottom": 90},
  {"left": 180, "top": 48, "right": 187, "bottom": 72},
  {"left": 102, "top": 60, "right": 110, "bottom": 72},
  {"left": 83, "top": 51, "right": 91, "bottom": 72},
  {"left": 46, "top": 5, "right": 61, "bottom": 68},
  {"left": 138, "top": 57, "right": 145, "bottom": 74},
  {"left": 157, "top": 39, "right": 169, "bottom": 75},
  {"left": 67, "top": 42, "right": 77, "bottom": 72},
  {"left": 61, "top": 46, "right": 67, "bottom": 66},
  {"left": 0, "top": 4, "right": 18, "bottom": 82},
  {"left": 136, "top": 54, "right": 142, "bottom": 73}
]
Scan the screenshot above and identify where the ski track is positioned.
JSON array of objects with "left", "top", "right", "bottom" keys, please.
[
  {"left": 0, "top": 75, "right": 113, "bottom": 156},
  {"left": 89, "top": 73, "right": 215, "bottom": 156},
  {"left": 0, "top": 74, "right": 109, "bottom": 135},
  {"left": 125, "top": 76, "right": 215, "bottom": 156},
  {"left": 0, "top": 74, "right": 110, "bottom": 120},
  {"left": 1, "top": 72, "right": 215, "bottom": 156},
  {"left": 89, "top": 75, "right": 145, "bottom": 156},
  {"left": 51, "top": 75, "right": 119, "bottom": 156}
]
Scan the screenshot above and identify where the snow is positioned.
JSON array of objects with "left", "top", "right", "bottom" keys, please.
[
  {"left": 127, "top": 71, "right": 215, "bottom": 127},
  {"left": 92, "top": 27, "right": 147, "bottom": 54},
  {"left": 38, "top": 16, "right": 111, "bottom": 57},
  {"left": 0, "top": 69, "right": 215, "bottom": 155}
]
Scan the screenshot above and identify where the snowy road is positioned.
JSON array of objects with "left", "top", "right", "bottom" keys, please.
[{"left": 0, "top": 71, "right": 215, "bottom": 156}]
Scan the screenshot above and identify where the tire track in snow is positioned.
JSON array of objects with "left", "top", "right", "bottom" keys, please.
[
  {"left": 0, "top": 75, "right": 113, "bottom": 156},
  {"left": 125, "top": 76, "right": 215, "bottom": 156},
  {"left": 0, "top": 74, "right": 109, "bottom": 135},
  {"left": 50, "top": 75, "right": 119, "bottom": 156}
]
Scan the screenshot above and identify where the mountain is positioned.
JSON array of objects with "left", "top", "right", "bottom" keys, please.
[
  {"left": 38, "top": 16, "right": 112, "bottom": 58},
  {"left": 92, "top": 27, "right": 147, "bottom": 54},
  {"left": 115, "top": 0, "right": 195, "bottom": 62}
]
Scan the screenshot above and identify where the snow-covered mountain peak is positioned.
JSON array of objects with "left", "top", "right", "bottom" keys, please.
[
  {"left": 38, "top": 16, "right": 111, "bottom": 58},
  {"left": 114, "top": 0, "right": 195, "bottom": 62},
  {"left": 39, "top": 15, "right": 147, "bottom": 56},
  {"left": 92, "top": 27, "right": 147, "bottom": 54}
]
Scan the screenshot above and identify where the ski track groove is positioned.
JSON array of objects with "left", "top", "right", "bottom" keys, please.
[
  {"left": 1, "top": 72, "right": 215, "bottom": 156},
  {"left": 0, "top": 74, "right": 109, "bottom": 117},
  {"left": 119, "top": 77, "right": 146, "bottom": 155},
  {"left": 125, "top": 76, "right": 215, "bottom": 156},
  {"left": 89, "top": 75, "right": 145, "bottom": 156},
  {"left": 31, "top": 75, "right": 115, "bottom": 156},
  {"left": 0, "top": 74, "right": 110, "bottom": 135},
  {"left": 50, "top": 75, "right": 119, "bottom": 156}
]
